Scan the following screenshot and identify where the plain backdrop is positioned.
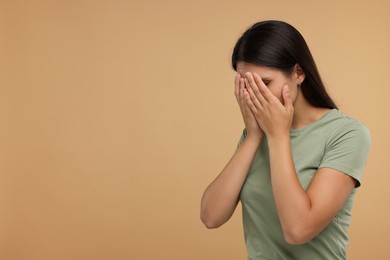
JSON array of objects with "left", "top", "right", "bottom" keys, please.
[{"left": 0, "top": 0, "right": 389, "bottom": 259}]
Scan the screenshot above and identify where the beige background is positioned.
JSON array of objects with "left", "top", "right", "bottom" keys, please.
[{"left": 0, "top": 0, "right": 389, "bottom": 259}]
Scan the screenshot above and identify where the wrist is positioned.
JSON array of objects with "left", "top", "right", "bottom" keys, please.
[
  {"left": 267, "top": 132, "right": 290, "bottom": 146},
  {"left": 245, "top": 132, "right": 263, "bottom": 145}
]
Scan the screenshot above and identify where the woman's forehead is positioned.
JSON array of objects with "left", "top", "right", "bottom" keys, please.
[{"left": 236, "top": 62, "right": 278, "bottom": 79}]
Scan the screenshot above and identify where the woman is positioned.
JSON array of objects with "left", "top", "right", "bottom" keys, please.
[{"left": 200, "top": 20, "right": 371, "bottom": 260}]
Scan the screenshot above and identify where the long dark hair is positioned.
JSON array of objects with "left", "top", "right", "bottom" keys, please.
[{"left": 232, "top": 20, "right": 337, "bottom": 109}]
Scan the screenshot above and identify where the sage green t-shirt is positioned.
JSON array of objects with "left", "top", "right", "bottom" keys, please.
[{"left": 238, "top": 109, "right": 371, "bottom": 260}]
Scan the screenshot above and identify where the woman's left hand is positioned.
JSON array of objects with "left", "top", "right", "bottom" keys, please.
[{"left": 243, "top": 72, "right": 294, "bottom": 139}]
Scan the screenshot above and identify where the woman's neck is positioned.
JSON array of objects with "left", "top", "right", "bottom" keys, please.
[{"left": 291, "top": 91, "right": 331, "bottom": 129}]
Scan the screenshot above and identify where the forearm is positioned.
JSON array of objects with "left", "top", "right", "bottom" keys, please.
[
  {"left": 267, "top": 135, "right": 312, "bottom": 243},
  {"left": 201, "top": 135, "right": 261, "bottom": 228}
]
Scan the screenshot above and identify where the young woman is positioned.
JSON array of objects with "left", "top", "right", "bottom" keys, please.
[{"left": 200, "top": 20, "right": 371, "bottom": 260}]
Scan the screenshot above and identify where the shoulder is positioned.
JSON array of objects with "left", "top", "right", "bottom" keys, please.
[
  {"left": 325, "top": 111, "right": 371, "bottom": 146},
  {"left": 319, "top": 110, "right": 371, "bottom": 187}
]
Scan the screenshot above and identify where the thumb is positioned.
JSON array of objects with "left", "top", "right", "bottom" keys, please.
[{"left": 282, "top": 85, "right": 293, "bottom": 110}]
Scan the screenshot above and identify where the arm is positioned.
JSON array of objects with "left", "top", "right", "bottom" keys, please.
[
  {"left": 243, "top": 72, "right": 356, "bottom": 244},
  {"left": 267, "top": 136, "right": 355, "bottom": 244},
  {"left": 200, "top": 135, "right": 261, "bottom": 228},
  {"left": 200, "top": 74, "right": 263, "bottom": 229}
]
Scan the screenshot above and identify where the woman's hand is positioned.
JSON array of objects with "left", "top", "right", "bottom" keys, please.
[
  {"left": 242, "top": 72, "right": 294, "bottom": 139},
  {"left": 234, "top": 73, "right": 263, "bottom": 142}
]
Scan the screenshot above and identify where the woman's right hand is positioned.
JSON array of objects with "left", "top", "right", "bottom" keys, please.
[{"left": 234, "top": 74, "right": 263, "bottom": 142}]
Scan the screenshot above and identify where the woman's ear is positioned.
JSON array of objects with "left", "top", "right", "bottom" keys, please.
[{"left": 295, "top": 64, "right": 305, "bottom": 84}]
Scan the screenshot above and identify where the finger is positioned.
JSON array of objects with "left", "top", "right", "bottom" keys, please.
[
  {"left": 282, "top": 85, "right": 293, "bottom": 111},
  {"left": 239, "top": 78, "right": 246, "bottom": 105},
  {"left": 234, "top": 73, "right": 241, "bottom": 100},
  {"left": 244, "top": 78, "right": 263, "bottom": 110},
  {"left": 246, "top": 72, "right": 268, "bottom": 105},
  {"left": 252, "top": 73, "right": 278, "bottom": 103},
  {"left": 243, "top": 88, "right": 258, "bottom": 115}
]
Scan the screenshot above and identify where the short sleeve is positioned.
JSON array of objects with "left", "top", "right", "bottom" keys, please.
[
  {"left": 319, "top": 121, "right": 371, "bottom": 187},
  {"left": 237, "top": 128, "right": 247, "bottom": 148}
]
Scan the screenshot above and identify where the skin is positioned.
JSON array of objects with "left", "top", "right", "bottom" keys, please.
[{"left": 200, "top": 62, "right": 356, "bottom": 245}]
